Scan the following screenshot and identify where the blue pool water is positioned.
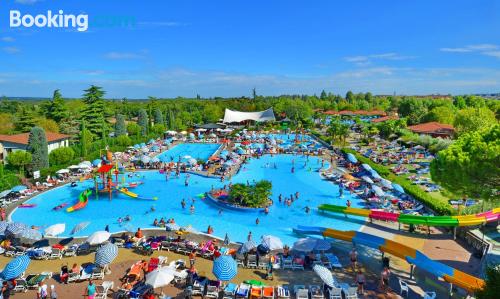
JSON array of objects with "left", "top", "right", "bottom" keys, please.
[
  {"left": 157, "top": 143, "right": 221, "bottom": 162},
  {"left": 11, "top": 155, "right": 363, "bottom": 245}
]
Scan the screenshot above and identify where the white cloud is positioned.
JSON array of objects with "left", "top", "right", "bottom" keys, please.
[
  {"left": 1, "top": 37, "right": 15, "bottom": 42},
  {"left": 2, "top": 47, "right": 20, "bottom": 54},
  {"left": 104, "top": 51, "right": 147, "bottom": 60},
  {"left": 344, "top": 53, "right": 415, "bottom": 66},
  {"left": 15, "top": 0, "right": 39, "bottom": 4},
  {"left": 482, "top": 51, "right": 500, "bottom": 58},
  {"left": 440, "top": 44, "right": 500, "bottom": 58}
]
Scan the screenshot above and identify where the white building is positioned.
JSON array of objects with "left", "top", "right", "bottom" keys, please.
[{"left": 0, "top": 132, "right": 70, "bottom": 163}]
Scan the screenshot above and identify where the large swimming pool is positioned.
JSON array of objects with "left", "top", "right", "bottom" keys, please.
[
  {"left": 157, "top": 143, "right": 221, "bottom": 162},
  {"left": 11, "top": 155, "right": 363, "bottom": 244}
]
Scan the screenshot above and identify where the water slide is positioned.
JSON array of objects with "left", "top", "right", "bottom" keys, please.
[
  {"left": 293, "top": 225, "right": 485, "bottom": 293},
  {"left": 66, "top": 189, "right": 92, "bottom": 212},
  {"left": 318, "top": 204, "right": 500, "bottom": 227},
  {"left": 116, "top": 188, "right": 158, "bottom": 200}
]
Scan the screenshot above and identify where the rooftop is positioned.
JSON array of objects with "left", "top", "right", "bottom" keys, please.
[
  {"left": 0, "top": 132, "right": 70, "bottom": 145},
  {"left": 408, "top": 122, "right": 455, "bottom": 133}
]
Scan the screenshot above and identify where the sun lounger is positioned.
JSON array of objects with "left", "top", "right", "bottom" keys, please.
[
  {"left": 49, "top": 248, "right": 62, "bottom": 260},
  {"left": 276, "top": 285, "right": 290, "bottom": 299},
  {"left": 294, "top": 285, "right": 308, "bottom": 299},
  {"left": 147, "top": 257, "right": 159, "bottom": 272},
  {"left": 94, "top": 281, "right": 114, "bottom": 299},
  {"left": 192, "top": 277, "right": 207, "bottom": 296},
  {"left": 205, "top": 282, "right": 220, "bottom": 299},
  {"left": 344, "top": 287, "right": 358, "bottom": 299},
  {"left": 291, "top": 258, "right": 304, "bottom": 270},
  {"left": 309, "top": 285, "right": 323, "bottom": 299},
  {"left": 247, "top": 254, "right": 258, "bottom": 268},
  {"left": 258, "top": 256, "right": 269, "bottom": 269},
  {"left": 282, "top": 257, "right": 293, "bottom": 269},
  {"left": 223, "top": 283, "right": 238, "bottom": 299},
  {"left": 236, "top": 283, "right": 251, "bottom": 299},
  {"left": 251, "top": 286, "right": 263, "bottom": 299},
  {"left": 67, "top": 272, "right": 80, "bottom": 283},
  {"left": 13, "top": 279, "right": 27, "bottom": 292},
  {"left": 263, "top": 286, "right": 274, "bottom": 299},
  {"left": 325, "top": 254, "right": 342, "bottom": 268},
  {"left": 128, "top": 283, "right": 153, "bottom": 299},
  {"left": 326, "top": 286, "right": 342, "bottom": 299}
]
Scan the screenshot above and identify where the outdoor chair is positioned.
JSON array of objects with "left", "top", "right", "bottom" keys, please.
[
  {"left": 327, "top": 287, "right": 342, "bottom": 299},
  {"left": 344, "top": 287, "right": 358, "bottom": 299},
  {"left": 276, "top": 285, "right": 290, "bottom": 299},
  {"left": 399, "top": 279, "right": 409, "bottom": 297},
  {"left": 49, "top": 248, "right": 62, "bottom": 259},
  {"left": 247, "top": 254, "right": 258, "bottom": 268}
]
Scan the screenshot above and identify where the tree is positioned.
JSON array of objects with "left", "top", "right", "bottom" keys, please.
[
  {"left": 252, "top": 88, "right": 257, "bottom": 100},
  {"left": 137, "top": 109, "right": 149, "bottom": 135},
  {"left": 115, "top": 135, "right": 132, "bottom": 146},
  {"left": 47, "top": 89, "right": 68, "bottom": 122},
  {"left": 59, "top": 117, "right": 80, "bottom": 144},
  {"left": 0, "top": 113, "right": 14, "bottom": 134},
  {"left": 7, "top": 150, "right": 32, "bottom": 175},
  {"left": 475, "top": 266, "right": 500, "bottom": 299},
  {"left": 153, "top": 108, "right": 163, "bottom": 126},
  {"left": 36, "top": 117, "right": 60, "bottom": 133},
  {"left": 454, "top": 107, "right": 497, "bottom": 136},
  {"left": 398, "top": 98, "right": 428, "bottom": 125},
  {"left": 81, "top": 85, "right": 107, "bottom": 136},
  {"left": 430, "top": 124, "right": 500, "bottom": 201},
  {"left": 345, "top": 91, "right": 354, "bottom": 103},
  {"left": 127, "top": 122, "right": 141, "bottom": 136},
  {"left": 115, "top": 114, "right": 127, "bottom": 137},
  {"left": 15, "top": 107, "right": 36, "bottom": 132},
  {"left": 27, "top": 126, "right": 49, "bottom": 171},
  {"left": 320, "top": 90, "right": 327, "bottom": 100},
  {"left": 423, "top": 106, "right": 455, "bottom": 124},
  {"left": 49, "top": 147, "right": 75, "bottom": 166},
  {"left": 79, "top": 122, "right": 92, "bottom": 158}
]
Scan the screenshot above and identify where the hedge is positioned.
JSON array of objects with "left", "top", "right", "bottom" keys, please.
[{"left": 341, "top": 148, "right": 455, "bottom": 215}]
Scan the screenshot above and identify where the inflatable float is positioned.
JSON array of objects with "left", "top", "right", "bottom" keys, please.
[
  {"left": 53, "top": 203, "right": 68, "bottom": 211},
  {"left": 19, "top": 203, "right": 36, "bottom": 208},
  {"left": 67, "top": 189, "right": 92, "bottom": 212}
]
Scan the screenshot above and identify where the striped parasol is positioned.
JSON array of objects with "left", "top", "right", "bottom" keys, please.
[
  {"left": 95, "top": 243, "right": 119, "bottom": 266},
  {"left": 239, "top": 240, "right": 257, "bottom": 254},
  {"left": 44, "top": 223, "right": 65, "bottom": 237},
  {"left": 71, "top": 221, "right": 90, "bottom": 235},
  {"left": 212, "top": 255, "right": 237, "bottom": 281},
  {"left": 19, "top": 228, "right": 42, "bottom": 242},
  {"left": 1, "top": 255, "right": 30, "bottom": 280},
  {"left": 0, "top": 221, "right": 9, "bottom": 234},
  {"left": 5, "top": 222, "right": 27, "bottom": 237},
  {"left": 313, "top": 264, "right": 335, "bottom": 287}
]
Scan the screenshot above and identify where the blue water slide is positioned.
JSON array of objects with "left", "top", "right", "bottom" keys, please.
[
  {"left": 406, "top": 251, "right": 454, "bottom": 277},
  {"left": 293, "top": 226, "right": 326, "bottom": 235},
  {"left": 352, "top": 232, "right": 386, "bottom": 248}
]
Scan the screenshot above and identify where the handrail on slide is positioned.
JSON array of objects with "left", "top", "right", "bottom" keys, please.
[{"left": 318, "top": 204, "right": 499, "bottom": 227}]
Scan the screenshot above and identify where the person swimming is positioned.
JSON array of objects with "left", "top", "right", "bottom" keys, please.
[{"left": 70, "top": 181, "right": 77, "bottom": 187}]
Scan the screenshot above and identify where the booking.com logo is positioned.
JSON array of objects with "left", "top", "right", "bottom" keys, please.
[{"left": 9, "top": 10, "right": 136, "bottom": 32}]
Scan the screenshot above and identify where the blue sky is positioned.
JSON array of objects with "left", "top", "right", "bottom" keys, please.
[{"left": 0, "top": 0, "right": 499, "bottom": 98}]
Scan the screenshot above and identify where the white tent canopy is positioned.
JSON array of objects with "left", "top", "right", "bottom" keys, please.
[{"left": 223, "top": 108, "right": 276, "bottom": 123}]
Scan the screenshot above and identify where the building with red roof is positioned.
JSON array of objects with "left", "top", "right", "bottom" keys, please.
[
  {"left": 408, "top": 122, "right": 455, "bottom": 138},
  {"left": 0, "top": 131, "right": 70, "bottom": 163}
]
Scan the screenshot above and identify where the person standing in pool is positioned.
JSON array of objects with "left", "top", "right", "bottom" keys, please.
[
  {"left": 291, "top": 166, "right": 295, "bottom": 173},
  {"left": 247, "top": 231, "right": 252, "bottom": 241},
  {"left": 346, "top": 199, "right": 351, "bottom": 207},
  {"left": 305, "top": 206, "right": 310, "bottom": 214},
  {"left": 278, "top": 194, "right": 283, "bottom": 203},
  {"left": 190, "top": 204, "right": 195, "bottom": 214},
  {"left": 181, "top": 199, "right": 186, "bottom": 209},
  {"left": 104, "top": 225, "right": 109, "bottom": 232},
  {"left": 255, "top": 218, "right": 260, "bottom": 225}
]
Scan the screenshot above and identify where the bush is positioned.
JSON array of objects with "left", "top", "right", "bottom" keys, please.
[
  {"left": 115, "top": 135, "right": 132, "bottom": 146},
  {"left": 49, "top": 147, "right": 75, "bottom": 166},
  {"left": 229, "top": 180, "right": 272, "bottom": 208},
  {"left": 342, "top": 148, "right": 455, "bottom": 215}
]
